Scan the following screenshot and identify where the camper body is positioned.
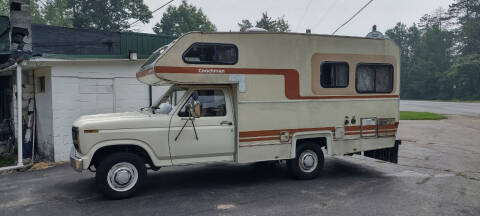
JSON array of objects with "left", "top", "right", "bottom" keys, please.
[{"left": 70, "top": 32, "right": 401, "bottom": 199}]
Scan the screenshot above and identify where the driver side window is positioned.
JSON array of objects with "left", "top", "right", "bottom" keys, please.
[{"left": 178, "top": 89, "right": 227, "bottom": 117}]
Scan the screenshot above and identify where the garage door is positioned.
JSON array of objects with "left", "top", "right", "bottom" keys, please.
[{"left": 79, "top": 78, "right": 114, "bottom": 116}]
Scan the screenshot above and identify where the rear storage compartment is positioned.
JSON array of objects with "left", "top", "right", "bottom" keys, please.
[{"left": 363, "top": 140, "right": 401, "bottom": 163}]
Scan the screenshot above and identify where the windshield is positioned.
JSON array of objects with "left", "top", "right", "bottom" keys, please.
[
  {"left": 153, "top": 86, "right": 187, "bottom": 114},
  {"left": 141, "top": 45, "right": 168, "bottom": 69}
]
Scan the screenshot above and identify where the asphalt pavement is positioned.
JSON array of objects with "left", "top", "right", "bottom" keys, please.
[
  {"left": 400, "top": 100, "right": 480, "bottom": 117},
  {"left": 1, "top": 103, "right": 479, "bottom": 216}
]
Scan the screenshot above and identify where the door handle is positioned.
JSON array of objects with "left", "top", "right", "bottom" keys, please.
[{"left": 220, "top": 121, "right": 233, "bottom": 126}]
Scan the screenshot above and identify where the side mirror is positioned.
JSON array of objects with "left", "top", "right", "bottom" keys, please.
[
  {"left": 187, "top": 100, "right": 201, "bottom": 118},
  {"left": 192, "top": 101, "right": 201, "bottom": 118}
]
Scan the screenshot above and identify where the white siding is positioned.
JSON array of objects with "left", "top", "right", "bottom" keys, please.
[
  {"left": 114, "top": 78, "right": 149, "bottom": 112},
  {"left": 34, "top": 68, "right": 54, "bottom": 160},
  {"left": 47, "top": 60, "right": 149, "bottom": 161},
  {"left": 79, "top": 78, "right": 114, "bottom": 115}
]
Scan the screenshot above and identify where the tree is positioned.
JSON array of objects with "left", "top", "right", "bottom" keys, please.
[
  {"left": 42, "top": 0, "right": 73, "bottom": 27},
  {"left": 238, "top": 19, "right": 252, "bottom": 32},
  {"left": 448, "top": 54, "right": 480, "bottom": 99},
  {"left": 153, "top": 0, "right": 216, "bottom": 37},
  {"left": 31, "top": 0, "right": 47, "bottom": 24},
  {"left": 72, "top": 0, "right": 152, "bottom": 31},
  {"left": 238, "top": 12, "right": 290, "bottom": 32},
  {"left": 447, "top": 0, "right": 480, "bottom": 55},
  {"left": 0, "top": 0, "right": 8, "bottom": 17}
]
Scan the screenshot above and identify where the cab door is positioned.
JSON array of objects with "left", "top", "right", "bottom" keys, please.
[{"left": 168, "top": 87, "right": 235, "bottom": 165}]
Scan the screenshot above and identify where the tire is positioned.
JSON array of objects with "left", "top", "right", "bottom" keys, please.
[
  {"left": 95, "top": 152, "right": 147, "bottom": 199},
  {"left": 287, "top": 142, "right": 324, "bottom": 179}
]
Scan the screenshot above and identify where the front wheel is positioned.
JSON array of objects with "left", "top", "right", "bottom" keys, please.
[
  {"left": 287, "top": 143, "right": 324, "bottom": 179},
  {"left": 95, "top": 152, "right": 147, "bottom": 199}
]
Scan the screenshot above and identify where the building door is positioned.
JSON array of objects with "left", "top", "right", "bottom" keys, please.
[
  {"left": 0, "top": 76, "right": 11, "bottom": 120},
  {"left": 168, "top": 87, "right": 235, "bottom": 165},
  {"left": 78, "top": 78, "right": 114, "bottom": 116}
]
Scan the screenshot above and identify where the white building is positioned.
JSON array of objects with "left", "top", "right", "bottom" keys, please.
[{"left": 0, "top": 25, "right": 173, "bottom": 162}]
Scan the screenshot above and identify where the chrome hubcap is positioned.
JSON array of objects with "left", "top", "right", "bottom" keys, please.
[
  {"left": 107, "top": 162, "right": 138, "bottom": 192},
  {"left": 299, "top": 150, "right": 318, "bottom": 173}
]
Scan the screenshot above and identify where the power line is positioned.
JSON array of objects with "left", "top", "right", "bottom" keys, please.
[
  {"left": 295, "top": 0, "right": 315, "bottom": 31},
  {"left": 331, "top": 0, "right": 374, "bottom": 35},
  {"left": 129, "top": 0, "right": 176, "bottom": 26},
  {"left": 312, "top": 0, "right": 343, "bottom": 30}
]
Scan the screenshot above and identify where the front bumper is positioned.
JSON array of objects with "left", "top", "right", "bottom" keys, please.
[{"left": 70, "top": 147, "right": 83, "bottom": 172}]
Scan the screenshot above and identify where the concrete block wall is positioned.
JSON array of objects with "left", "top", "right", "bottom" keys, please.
[
  {"left": 45, "top": 60, "right": 167, "bottom": 161},
  {"left": 34, "top": 68, "right": 54, "bottom": 160}
]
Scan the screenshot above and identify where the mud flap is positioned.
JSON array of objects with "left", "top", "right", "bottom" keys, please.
[{"left": 363, "top": 140, "right": 401, "bottom": 163}]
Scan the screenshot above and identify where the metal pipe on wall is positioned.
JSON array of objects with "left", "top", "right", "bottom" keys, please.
[{"left": 16, "top": 63, "right": 23, "bottom": 166}]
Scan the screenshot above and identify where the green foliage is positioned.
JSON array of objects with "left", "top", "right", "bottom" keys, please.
[
  {"left": 0, "top": 0, "right": 8, "bottom": 17},
  {"left": 31, "top": 0, "right": 47, "bottom": 24},
  {"left": 238, "top": 19, "right": 253, "bottom": 32},
  {"left": 0, "top": 154, "right": 15, "bottom": 167},
  {"left": 27, "top": 0, "right": 152, "bottom": 31},
  {"left": 72, "top": 0, "right": 152, "bottom": 31},
  {"left": 448, "top": 54, "right": 480, "bottom": 99},
  {"left": 153, "top": 0, "right": 216, "bottom": 37},
  {"left": 42, "top": 0, "right": 73, "bottom": 27},
  {"left": 387, "top": 0, "right": 479, "bottom": 100},
  {"left": 400, "top": 111, "right": 447, "bottom": 120},
  {"left": 238, "top": 12, "right": 290, "bottom": 32}
]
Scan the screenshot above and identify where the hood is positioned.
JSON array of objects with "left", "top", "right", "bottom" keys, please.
[{"left": 73, "top": 111, "right": 170, "bottom": 130}]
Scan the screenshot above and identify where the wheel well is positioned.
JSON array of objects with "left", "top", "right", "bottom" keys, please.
[
  {"left": 90, "top": 145, "right": 154, "bottom": 169},
  {"left": 296, "top": 137, "right": 327, "bottom": 148}
]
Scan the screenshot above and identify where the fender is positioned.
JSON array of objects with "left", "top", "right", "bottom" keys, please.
[
  {"left": 83, "top": 139, "right": 172, "bottom": 168},
  {"left": 291, "top": 131, "right": 333, "bottom": 158}
]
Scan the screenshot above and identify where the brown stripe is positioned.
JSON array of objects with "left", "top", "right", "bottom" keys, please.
[
  {"left": 239, "top": 127, "right": 335, "bottom": 138},
  {"left": 136, "top": 68, "right": 154, "bottom": 79},
  {"left": 239, "top": 137, "right": 280, "bottom": 143},
  {"left": 150, "top": 66, "right": 399, "bottom": 100},
  {"left": 346, "top": 129, "right": 397, "bottom": 136},
  {"left": 239, "top": 122, "right": 398, "bottom": 139}
]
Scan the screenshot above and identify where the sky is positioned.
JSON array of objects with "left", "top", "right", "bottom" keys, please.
[{"left": 139, "top": 0, "right": 454, "bottom": 37}]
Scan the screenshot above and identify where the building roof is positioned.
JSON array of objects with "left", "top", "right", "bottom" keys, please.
[{"left": 31, "top": 24, "right": 175, "bottom": 60}]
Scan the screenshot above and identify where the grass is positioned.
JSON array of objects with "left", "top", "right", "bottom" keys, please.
[
  {"left": 0, "top": 154, "right": 16, "bottom": 167},
  {"left": 400, "top": 111, "right": 448, "bottom": 120}
]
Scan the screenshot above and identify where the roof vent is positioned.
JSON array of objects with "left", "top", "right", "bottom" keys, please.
[
  {"left": 246, "top": 27, "right": 267, "bottom": 32},
  {"left": 366, "top": 25, "right": 384, "bottom": 39}
]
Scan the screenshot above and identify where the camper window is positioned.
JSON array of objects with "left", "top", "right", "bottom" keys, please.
[
  {"left": 320, "top": 62, "right": 349, "bottom": 88},
  {"left": 142, "top": 45, "right": 168, "bottom": 68},
  {"left": 183, "top": 43, "right": 238, "bottom": 65},
  {"left": 179, "top": 89, "right": 227, "bottom": 117},
  {"left": 356, "top": 64, "right": 394, "bottom": 93}
]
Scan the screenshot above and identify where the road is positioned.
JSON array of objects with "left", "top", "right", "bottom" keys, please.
[
  {"left": 1, "top": 114, "right": 479, "bottom": 215},
  {"left": 400, "top": 100, "right": 480, "bottom": 117}
]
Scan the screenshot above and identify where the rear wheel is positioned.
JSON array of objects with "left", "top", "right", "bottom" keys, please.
[
  {"left": 287, "top": 142, "right": 324, "bottom": 179},
  {"left": 95, "top": 152, "right": 147, "bottom": 199}
]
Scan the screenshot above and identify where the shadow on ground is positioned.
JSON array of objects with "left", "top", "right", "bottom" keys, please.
[{"left": 62, "top": 157, "right": 385, "bottom": 202}]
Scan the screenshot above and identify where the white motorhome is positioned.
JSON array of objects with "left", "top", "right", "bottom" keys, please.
[{"left": 70, "top": 31, "right": 401, "bottom": 199}]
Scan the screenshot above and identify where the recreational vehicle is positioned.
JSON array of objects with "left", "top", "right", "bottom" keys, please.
[{"left": 70, "top": 31, "right": 401, "bottom": 199}]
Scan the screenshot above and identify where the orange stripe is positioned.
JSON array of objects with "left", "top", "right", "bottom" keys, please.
[
  {"left": 239, "top": 137, "right": 280, "bottom": 143},
  {"left": 136, "top": 68, "right": 154, "bottom": 78},
  {"left": 239, "top": 122, "right": 398, "bottom": 139},
  {"left": 149, "top": 66, "right": 399, "bottom": 100},
  {"left": 239, "top": 127, "right": 335, "bottom": 138},
  {"left": 345, "top": 129, "right": 397, "bottom": 136}
]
